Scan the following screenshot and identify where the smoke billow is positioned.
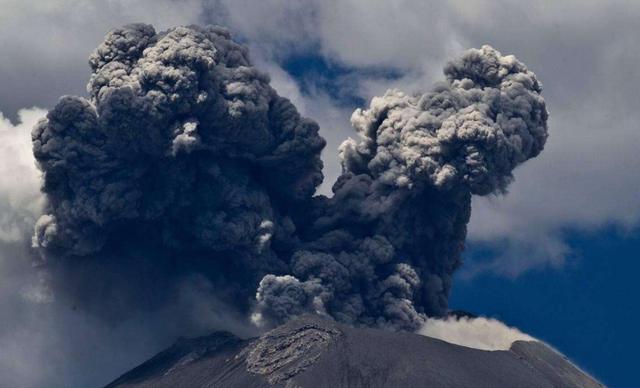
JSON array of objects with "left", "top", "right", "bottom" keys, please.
[
  {"left": 253, "top": 45, "right": 548, "bottom": 329},
  {"left": 32, "top": 25, "right": 548, "bottom": 331}
]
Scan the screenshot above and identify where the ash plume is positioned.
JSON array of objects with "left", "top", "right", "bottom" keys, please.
[{"left": 32, "top": 25, "right": 548, "bottom": 330}]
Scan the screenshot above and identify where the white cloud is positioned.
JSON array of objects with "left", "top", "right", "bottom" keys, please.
[
  {"left": 0, "top": 0, "right": 206, "bottom": 117},
  {"left": 215, "top": 0, "right": 462, "bottom": 68},
  {"left": 418, "top": 316, "right": 535, "bottom": 351},
  {"left": 0, "top": 108, "right": 46, "bottom": 242},
  {"left": 460, "top": 9, "right": 640, "bottom": 274},
  {"left": 465, "top": 108, "right": 640, "bottom": 276}
]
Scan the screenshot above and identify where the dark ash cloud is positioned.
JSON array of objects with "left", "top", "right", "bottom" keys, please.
[
  {"left": 32, "top": 24, "right": 325, "bottom": 319},
  {"left": 32, "top": 25, "right": 547, "bottom": 331},
  {"left": 256, "top": 45, "right": 548, "bottom": 329}
]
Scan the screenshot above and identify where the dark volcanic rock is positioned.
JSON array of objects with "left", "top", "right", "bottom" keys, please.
[{"left": 106, "top": 315, "right": 602, "bottom": 388}]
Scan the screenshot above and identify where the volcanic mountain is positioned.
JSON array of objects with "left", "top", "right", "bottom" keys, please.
[{"left": 106, "top": 315, "right": 602, "bottom": 388}]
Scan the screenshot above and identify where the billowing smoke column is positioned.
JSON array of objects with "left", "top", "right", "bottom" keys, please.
[
  {"left": 254, "top": 46, "right": 548, "bottom": 329},
  {"left": 32, "top": 24, "right": 547, "bottom": 330}
]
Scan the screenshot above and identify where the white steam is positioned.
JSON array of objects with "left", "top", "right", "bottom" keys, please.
[{"left": 418, "top": 316, "right": 535, "bottom": 351}]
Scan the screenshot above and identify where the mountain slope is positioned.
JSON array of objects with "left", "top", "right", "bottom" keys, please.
[{"left": 106, "top": 315, "right": 602, "bottom": 388}]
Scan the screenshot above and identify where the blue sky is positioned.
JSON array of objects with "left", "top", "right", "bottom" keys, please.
[
  {"left": 0, "top": 1, "right": 638, "bottom": 387},
  {"left": 453, "top": 229, "right": 640, "bottom": 387}
]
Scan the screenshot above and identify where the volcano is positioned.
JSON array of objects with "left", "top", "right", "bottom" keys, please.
[{"left": 106, "top": 315, "right": 601, "bottom": 388}]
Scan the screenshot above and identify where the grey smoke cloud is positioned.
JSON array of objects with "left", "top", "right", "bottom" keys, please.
[
  {"left": 0, "top": 109, "right": 256, "bottom": 387},
  {"left": 32, "top": 24, "right": 325, "bottom": 320},
  {"left": 256, "top": 45, "right": 547, "bottom": 328},
  {"left": 32, "top": 25, "right": 547, "bottom": 331},
  {"left": 211, "top": 0, "right": 640, "bottom": 277}
]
